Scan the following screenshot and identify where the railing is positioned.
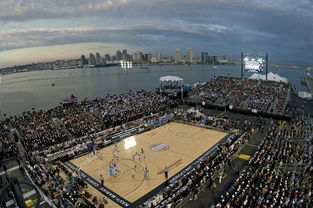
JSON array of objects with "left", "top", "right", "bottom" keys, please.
[{"left": 23, "top": 166, "right": 58, "bottom": 208}]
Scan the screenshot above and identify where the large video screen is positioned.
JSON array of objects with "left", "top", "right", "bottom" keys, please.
[{"left": 244, "top": 59, "right": 264, "bottom": 72}]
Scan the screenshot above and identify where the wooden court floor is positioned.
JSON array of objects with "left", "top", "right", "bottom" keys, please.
[{"left": 70, "top": 122, "right": 227, "bottom": 207}]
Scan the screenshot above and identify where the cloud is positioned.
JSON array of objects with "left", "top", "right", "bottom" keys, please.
[{"left": 0, "top": 0, "right": 312, "bottom": 65}]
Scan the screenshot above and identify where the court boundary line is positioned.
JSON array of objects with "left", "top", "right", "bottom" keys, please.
[
  {"left": 63, "top": 160, "right": 131, "bottom": 208},
  {"left": 62, "top": 123, "right": 234, "bottom": 208},
  {"left": 173, "top": 120, "right": 230, "bottom": 133},
  {"left": 130, "top": 131, "right": 234, "bottom": 207}
]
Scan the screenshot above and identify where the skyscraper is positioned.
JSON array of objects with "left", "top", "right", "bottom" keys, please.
[
  {"left": 156, "top": 52, "right": 162, "bottom": 62},
  {"left": 186, "top": 48, "right": 193, "bottom": 63},
  {"left": 122, "top": 49, "right": 128, "bottom": 60},
  {"left": 80, "top": 55, "right": 87, "bottom": 65},
  {"left": 204, "top": 52, "right": 209, "bottom": 63},
  {"left": 89, "top": 53, "right": 96, "bottom": 65},
  {"left": 174, "top": 49, "right": 182, "bottom": 62},
  {"left": 116, "top": 50, "right": 122, "bottom": 61},
  {"left": 145, "top": 54, "right": 152, "bottom": 62},
  {"left": 201, "top": 52, "right": 205, "bottom": 63},
  {"left": 96, "top": 52, "right": 102, "bottom": 65}
]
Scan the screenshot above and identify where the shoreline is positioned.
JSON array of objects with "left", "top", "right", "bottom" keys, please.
[{"left": 0, "top": 62, "right": 309, "bottom": 76}]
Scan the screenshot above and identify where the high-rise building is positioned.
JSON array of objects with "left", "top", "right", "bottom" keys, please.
[
  {"left": 156, "top": 52, "right": 162, "bottom": 62},
  {"left": 205, "top": 52, "right": 209, "bottom": 63},
  {"left": 186, "top": 48, "right": 193, "bottom": 63},
  {"left": 89, "top": 53, "right": 96, "bottom": 65},
  {"left": 145, "top": 54, "right": 152, "bottom": 62},
  {"left": 174, "top": 49, "right": 182, "bottom": 62},
  {"left": 122, "top": 49, "right": 128, "bottom": 60},
  {"left": 96, "top": 52, "right": 102, "bottom": 65},
  {"left": 133, "top": 52, "right": 144, "bottom": 62},
  {"left": 201, "top": 52, "right": 205, "bottom": 63},
  {"left": 116, "top": 50, "right": 122, "bottom": 60},
  {"left": 80, "top": 55, "right": 87, "bottom": 65},
  {"left": 104, "top": 54, "right": 111, "bottom": 62},
  {"left": 212, "top": 56, "right": 217, "bottom": 63}
]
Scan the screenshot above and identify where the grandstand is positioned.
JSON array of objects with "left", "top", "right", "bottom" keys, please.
[{"left": 0, "top": 81, "right": 312, "bottom": 208}]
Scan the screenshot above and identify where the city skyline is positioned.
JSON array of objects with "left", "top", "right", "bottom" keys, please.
[{"left": 0, "top": 0, "right": 313, "bottom": 67}]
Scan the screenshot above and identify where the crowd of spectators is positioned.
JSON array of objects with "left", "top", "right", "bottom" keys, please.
[
  {"left": 174, "top": 110, "right": 252, "bottom": 132},
  {"left": 7, "top": 90, "right": 176, "bottom": 152},
  {"left": 191, "top": 76, "right": 290, "bottom": 115},
  {"left": 33, "top": 115, "right": 155, "bottom": 161},
  {"left": 89, "top": 90, "right": 176, "bottom": 128},
  {"left": 9, "top": 110, "right": 70, "bottom": 151},
  {"left": 25, "top": 156, "right": 98, "bottom": 208},
  {"left": 0, "top": 121, "right": 17, "bottom": 160},
  {"left": 16, "top": 108, "right": 252, "bottom": 208},
  {"left": 51, "top": 102, "right": 104, "bottom": 138},
  {"left": 216, "top": 119, "right": 313, "bottom": 207}
]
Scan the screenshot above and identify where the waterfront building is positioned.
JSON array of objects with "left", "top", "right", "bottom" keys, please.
[
  {"left": 186, "top": 48, "right": 193, "bottom": 63},
  {"left": 174, "top": 48, "right": 182, "bottom": 63},
  {"left": 156, "top": 52, "right": 162, "bottom": 62},
  {"left": 122, "top": 49, "right": 128, "bottom": 60},
  {"left": 96, "top": 52, "right": 102, "bottom": 65},
  {"left": 89, "top": 53, "right": 96, "bottom": 65},
  {"left": 116, "top": 50, "right": 122, "bottom": 61},
  {"left": 80, "top": 55, "right": 87, "bottom": 65}
]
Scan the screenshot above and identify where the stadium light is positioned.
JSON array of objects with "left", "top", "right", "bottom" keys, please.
[
  {"left": 251, "top": 58, "right": 255, "bottom": 61},
  {"left": 244, "top": 57, "right": 249, "bottom": 61},
  {"left": 257, "top": 58, "right": 263, "bottom": 62}
]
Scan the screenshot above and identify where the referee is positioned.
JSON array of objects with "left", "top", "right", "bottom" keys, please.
[{"left": 164, "top": 167, "right": 169, "bottom": 179}]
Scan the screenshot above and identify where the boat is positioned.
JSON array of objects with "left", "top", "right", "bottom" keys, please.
[{"left": 62, "top": 95, "right": 78, "bottom": 104}]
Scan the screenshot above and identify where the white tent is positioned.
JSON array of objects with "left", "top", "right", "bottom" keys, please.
[
  {"left": 159, "top": 75, "right": 183, "bottom": 82},
  {"left": 249, "top": 72, "right": 289, "bottom": 83}
]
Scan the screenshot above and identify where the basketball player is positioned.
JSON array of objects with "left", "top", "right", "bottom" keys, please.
[
  {"left": 131, "top": 168, "right": 136, "bottom": 179},
  {"left": 144, "top": 167, "right": 149, "bottom": 180},
  {"left": 109, "top": 167, "right": 114, "bottom": 177},
  {"left": 141, "top": 148, "right": 146, "bottom": 159},
  {"left": 113, "top": 141, "right": 118, "bottom": 150},
  {"left": 133, "top": 152, "right": 141, "bottom": 162},
  {"left": 88, "top": 142, "right": 96, "bottom": 155},
  {"left": 113, "top": 149, "right": 119, "bottom": 161},
  {"left": 109, "top": 159, "right": 116, "bottom": 168},
  {"left": 113, "top": 163, "right": 121, "bottom": 175}
]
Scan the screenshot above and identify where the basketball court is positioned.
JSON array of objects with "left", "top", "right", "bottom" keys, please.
[{"left": 63, "top": 122, "right": 230, "bottom": 208}]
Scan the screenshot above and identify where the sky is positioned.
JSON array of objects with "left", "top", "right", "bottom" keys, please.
[{"left": 0, "top": 0, "right": 312, "bottom": 68}]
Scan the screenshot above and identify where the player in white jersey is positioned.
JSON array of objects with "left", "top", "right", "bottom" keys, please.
[
  {"left": 131, "top": 167, "right": 136, "bottom": 179},
  {"left": 113, "top": 149, "right": 119, "bottom": 161},
  {"left": 113, "top": 141, "right": 118, "bottom": 150},
  {"left": 133, "top": 152, "right": 141, "bottom": 162},
  {"left": 113, "top": 163, "right": 121, "bottom": 175}
]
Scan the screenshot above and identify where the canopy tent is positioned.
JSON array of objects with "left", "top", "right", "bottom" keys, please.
[
  {"left": 159, "top": 75, "right": 183, "bottom": 82},
  {"left": 159, "top": 75, "right": 184, "bottom": 100},
  {"left": 249, "top": 72, "right": 289, "bottom": 83}
]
